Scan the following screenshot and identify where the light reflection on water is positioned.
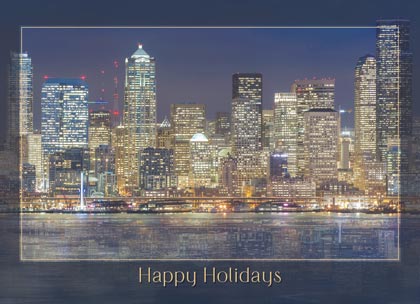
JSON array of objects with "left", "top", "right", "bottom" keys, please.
[{"left": 21, "top": 213, "right": 398, "bottom": 260}]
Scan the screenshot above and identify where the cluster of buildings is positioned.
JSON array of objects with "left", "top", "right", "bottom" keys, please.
[{"left": 3, "top": 19, "right": 418, "bottom": 203}]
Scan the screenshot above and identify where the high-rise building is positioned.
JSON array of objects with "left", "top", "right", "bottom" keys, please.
[
  {"left": 156, "top": 117, "right": 172, "bottom": 149},
  {"left": 231, "top": 73, "right": 263, "bottom": 154},
  {"left": 354, "top": 55, "right": 377, "bottom": 158},
  {"left": 219, "top": 154, "right": 239, "bottom": 196},
  {"left": 269, "top": 152, "right": 289, "bottom": 180},
  {"left": 23, "top": 132, "right": 43, "bottom": 191},
  {"left": 376, "top": 20, "right": 412, "bottom": 162},
  {"left": 353, "top": 55, "right": 377, "bottom": 191},
  {"left": 8, "top": 52, "right": 33, "bottom": 150},
  {"left": 215, "top": 112, "right": 231, "bottom": 136},
  {"left": 122, "top": 44, "right": 157, "bottom": 191},
  {"left": 231, "top": 73, "right": 264, "bottom": 190},
  {"left": 41, "top": 78, "right": 89, "bottom": 190},
  {"left": 262, "top": 109, "right": 275, "bottom": 150},
  {"left": 48, "top": 148, "right": 90, "bottom": 197},
  {"left": 292, "top": 79, "right": 335, "bottom": 176},
  {"left": 114, "top": 125, "right": 133, "bottom": 196},
  {"left": 303, "top": 109, "right": 339, "bottom": 186},
  {"left": 139, "top": 147, "right": 176, "bottom": 192},
  {"left": 89, "top": 110, "right": 111, "bottom": 150},
  {"left": 274, "top": 92, "right": 298, "bottom": 176},
  {"left": 170, "top": 103, "right": 205, "bottom": 187},
  {"left": 88, "top": 110, "right": 111, "bottom": 174},
  {"left": 189, "top": 133, "right": 213, "bottom": 188},
  {"left": 376, "top": 20, "right": 413, "bottom": 196}
]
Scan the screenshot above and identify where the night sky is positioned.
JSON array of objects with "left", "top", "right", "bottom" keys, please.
[
  {"left": 1, "top": 0, "right": 420, "bottom": 141},
  {"left": 23, "top": 27, "right": 376, "bottom": 129}
]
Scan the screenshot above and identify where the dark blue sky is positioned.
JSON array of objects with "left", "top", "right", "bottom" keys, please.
[{"left": 23, "top": 27, "right": 376, "bottom": 129}]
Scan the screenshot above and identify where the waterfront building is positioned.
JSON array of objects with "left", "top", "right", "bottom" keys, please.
[
  {"left": 48, "top": 148, "right": 89, "bottom": 197},
  {"left": 268, "top": 177, "right": 316, "bottom": 200}
]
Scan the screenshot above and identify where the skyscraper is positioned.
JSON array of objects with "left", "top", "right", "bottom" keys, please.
[
  {"left": 88, "top": 110, "right": 111, "bottom": 151},
  {"left": 122, "top": 44, "right": 157, "bottom": 191},
  {"left": 262, "top": 109, "right": 275, "bottom": 150},
  {"left": 139, "top": 147, "right": 176, "bottom": 192},
  {"left": 114, "top": 125, "right": 133, "bottom": 195},
  {"left": 231, "top": 73, "right": 264, "bottom": 191},
  {"left": 231, "top": 73, "right": 263, "bottom": 154},
  {"left": 376, "top": 19, "right": 412, "bottom": 162},
  {"left": 88, "top": 110, "right": 111, "bottom": 174},
  {"left": 292, "top": 79, "right": 335, "bottom": 176},
  {"left": 170, "top": 103, "right": 206, "bottom": 187},
  {"left": 8, "top": 52, "right": 33, "bottom": 148},
  {"left": 354, "top": 55, "right": 377, "bottom": 158},
  {"left": 274, "top": 92, "right": 298, "bottom": 176},
  {"left": 376, "top": 19, "right": 412, "bottom": 196},
  {"left": 156, "top": 117, "right": 173, "bottom": 149},
  {"left": 41, "top": 78, "right": 89, "bottom": 189},
  {"left": 303, "top": 109, "right": 339, "bottom": 186},
  {"left": 353, "top": 55, "right": 378, "bottom": 191},
  {"left": 189, "top": 133, "right": 212, "bottom": 188}
]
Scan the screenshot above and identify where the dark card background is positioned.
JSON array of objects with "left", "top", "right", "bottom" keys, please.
[{"left": 1, "top": 0, "right": 420, "bottom": 303}]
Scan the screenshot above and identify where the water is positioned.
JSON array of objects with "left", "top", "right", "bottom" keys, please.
[
  {"left": 21, "top": 213, "right": 398, "bottom": 260},
  {"left": 1, "top": 213, "right": 420, "bottom": 303}
]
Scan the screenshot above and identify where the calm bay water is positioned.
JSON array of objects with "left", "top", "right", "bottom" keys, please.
[
  {"left": 1, "top": 212, "right": 420, "bottom": 303},
  {"left": 21, "top": 213, "right": 398, "bottom": 260}
]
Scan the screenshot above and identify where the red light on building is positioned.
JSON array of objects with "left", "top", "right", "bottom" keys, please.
[
  {"left": 113, "top": 111, "right": 119, "bottom": 116},
  {"left": 43, "top": 75, "right": 49, "bottom": 80},
  {"left": 80, "top": 75, "right": 87, "bottom": 80}
]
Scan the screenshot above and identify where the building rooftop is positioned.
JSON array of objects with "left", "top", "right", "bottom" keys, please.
[
  {"left": 131, "top": 44, "right": 150, "bottom": 58},
  {"left": 190, "top": 133, "right": 208, "bottom": 142}
]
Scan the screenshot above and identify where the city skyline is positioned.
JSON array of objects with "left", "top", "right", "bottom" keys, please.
[
  {"left": 8, "top": 20, "right": 416, "bottom": 202},
  {"left": 21, "top": 27, "right": 379, "bottom": 131}
]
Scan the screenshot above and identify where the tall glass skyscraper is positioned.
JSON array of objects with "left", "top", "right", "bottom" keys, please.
[
  {"left": 376, "top": 19, "right": 412, "bottom": 161},
  {"left": 8, "top": 52, "right": 33, "bottom": 150},
  {"left": 231, "top": 73, "right": 264, "bottom": 192},
  {"left": 231, "top": 73, "right": 263, "bottom": 154},
  {"left": 376, "top": 19, "right": 412, "bottom": 196},
  {"left": 41, "top": 78, "right": 89, "bottom": 189},
  {"left": 122, "top": 44, "right": 157, "bottom": 192},
  {"left": 353, "top": 55, "right": 379, "bottom": 192},
  {"left": 354, "top": 55, "right": 377, "bottom": 158}
]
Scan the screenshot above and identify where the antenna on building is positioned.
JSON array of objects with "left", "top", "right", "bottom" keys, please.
[{"left": 112, "top": 60, "right": 120, "bottom": 126}]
